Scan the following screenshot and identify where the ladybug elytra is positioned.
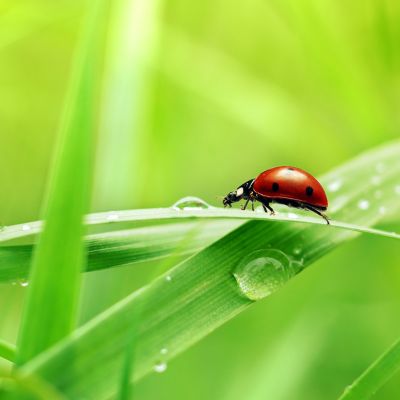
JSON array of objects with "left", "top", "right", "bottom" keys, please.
[{"left": 223, "top": 166, "right": 330, "bottom": 224}]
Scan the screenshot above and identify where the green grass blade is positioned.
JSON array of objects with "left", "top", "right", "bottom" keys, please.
[
  {"left": 0, "top": 221, "right": 240, "bottom": 283},
  {"left": 15, "top": 1, "right": 108, "bottom": 365},
  {"left": 94, "top": 0, "right": 163, "bottom": 210},
  {"left": 338, "top": 338, "right": 400, "bottom": 400},
  {"left": 16, "top": 139, "right": 400, "bottom": 399},
  {"left": 0, "top": 340, "right": 16, "bottom": 363}
]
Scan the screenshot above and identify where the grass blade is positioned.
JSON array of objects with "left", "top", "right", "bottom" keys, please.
[
  {"left": 0, "top": 221, "right": 240, "bottom": 283},
  {"left": 15, "top": 139, "right": 400, "bottom": 399},
  {"left": 338, "top": 338, "right": 400, "bottom": 400},
  {"left": 15, "top": 1, "right": 107, "bottom": 365},
  {"left": 0, "top": 340, "right": 16, "bottom": 363}
]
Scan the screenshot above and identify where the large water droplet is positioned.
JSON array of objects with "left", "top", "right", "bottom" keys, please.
[
  {"left": 358, "top": 199, "right": 370, "bottom": 210},
  {"left": 233, "top": 249, "right": 297, "bottom": 301},
  {"left": 328, "top": 180, "right": 342, "bottom": 192},
  {"left": 171, "top": 196, "right": 211, "bottom": 211},
  {"left": 153, "top": 361, "right": 167, "bottom": 373}
]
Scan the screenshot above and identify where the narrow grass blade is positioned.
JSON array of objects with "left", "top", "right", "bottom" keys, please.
[
  {"left": 338, "top": 338, "right": 400, "bottom": 400},
  {"left": 0, "top": 340, "right": 16, "bottom": 363},
  {"left": 16, "top": 139, "right": 400, "bottom": 399},
  {"left": 94, "top": 0, "right": 163, "bottom": 210},
  {"left": 15, "top": 1, "right": 108, "bottom": 365},
  {"left": 0, "top": 221, "right": 240, "bottom": 283}
]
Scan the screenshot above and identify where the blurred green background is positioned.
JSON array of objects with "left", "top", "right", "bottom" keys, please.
[{"left": 1, "top": 0, "right": 400, "bottom": 399}]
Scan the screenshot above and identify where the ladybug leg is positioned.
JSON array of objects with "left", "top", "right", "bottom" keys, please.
[
  {"left": 304, "top": 205, "right": 330, "bottom": 225},
  {"left": 241, "top": 198, "right": 250, "bottom": 210},
  {"left": 261, "top": 200, "right": 275, "bottom": 215}
]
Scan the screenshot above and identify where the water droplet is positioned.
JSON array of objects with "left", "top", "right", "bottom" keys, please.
[
  {"left": 22, "top": 224, "right": 31, "bottom": 231},
  {"left": 375, "top": 163, "right": 386, "bottom": 173},
  {"left": 160, "top": 348, "right": 168, "bottom": 355},
  {"left": 328, "top": 180, "right": 342, "bottom": 192},
  {"left": 287, "top": 212, "right": 299, "bottom": 219},
  {"left": 395, "top": 185, "right": 400, "bottom": 195},
  {"left": 165, "top": 275, "right": 172, "bottom": 282},
  {"left": 107, "top": 212, "right": 119, "bottom": 222},
  {"left": 18, "top": 279, "right": 29, "bottom": 287},
  {"left": 379, "top": 206, "right": 386, "bottom": 215},
  {"left": 371, "top": 175, "right": 381, "bottom": 186},
  {"left": 171, "top": 196, "right": 211, "bottom": 211},
  {"left": 358, "top": 200, "right": 370, "bottom": 210},
  {"left": 293, "top": 246, "right": 302, "bottom": 255},
  {"left": 153, "top": 361, "right": 167, "bottom": 373},
  {"left": 233, "top": 249, "right": 296, "bottom": 301}
]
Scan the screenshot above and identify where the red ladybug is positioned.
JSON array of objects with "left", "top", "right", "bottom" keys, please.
[{"left": 223, "top": 166, "right": 329, "bottom": 224}]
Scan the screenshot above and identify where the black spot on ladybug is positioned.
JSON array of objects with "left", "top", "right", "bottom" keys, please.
[
  {"left": 287, "top": 167, "right": 294, "bottom": 171},
  {"left": 306, "top": 186, "right": 313, "bottom": 196},
  {"left": 272, "top": 182, "right": 279, "bottom": 192}
]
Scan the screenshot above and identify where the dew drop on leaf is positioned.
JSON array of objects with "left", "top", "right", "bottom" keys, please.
[
  {"left": 18, "top": 279, "right": 29, "bottom": 287},
  {"left": 165, "top": 275, "right": 172, "bottom": 282},
  {"left": 328, "top": 180, "right": 342, "bottom": 192},
  {"left": 22, "top": 224, "right": 31, "bottom": 231},
  {"left": 107, "top": 212, "right": 119, "bottom": 222},
  {"left": 153, "top": 361, "right": 167, "bottom": 373},
  {"left": 233, "top": 249, "right": 297, "bottom": 301},
  {"left": 293, "top": 246, "right": 302, "bottom": 255},
  {"left": 171, "top": 196, "right": 211, "bottom": 211},
  {"left": 160, "top": 348, "right": 168, "bottom": 355},
  {"left": 358, "top": 199, "right": 370, "bottom": 210}
]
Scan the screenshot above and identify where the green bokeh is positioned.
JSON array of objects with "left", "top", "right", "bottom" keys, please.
[{"left": 1, "top": 1, "right": 400, "bottom": 399}]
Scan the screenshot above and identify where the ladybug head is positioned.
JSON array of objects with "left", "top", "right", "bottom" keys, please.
[{"left": 223, "top": 179, "right": 254, "bottom": 208}]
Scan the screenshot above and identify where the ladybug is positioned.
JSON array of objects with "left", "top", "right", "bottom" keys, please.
[{"left": 223, "top": 166, "right": 330, "bottom": 224}]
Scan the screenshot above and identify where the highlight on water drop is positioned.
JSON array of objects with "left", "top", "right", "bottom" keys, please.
[{"left": 153, "top": 361, "right": 167, "bottom": 373}]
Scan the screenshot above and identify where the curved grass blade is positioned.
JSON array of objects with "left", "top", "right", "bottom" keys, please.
[
  {"left": 15, "top": 0, "right": 108, "bottom": 366},
  {"left": 0, "top": 340, "right": 16, "bottom": 363},
  {"left": 16, "top": 139, "right": 400, "bottom": 399},
  {"left": 338, "top": 338, "right": 400, "bottom": 400},
  {"left": 0, "top": 221, "right": 240, "bottom": 283}
]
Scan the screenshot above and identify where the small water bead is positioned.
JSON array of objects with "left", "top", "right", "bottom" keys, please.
[
  {"left": 328, "top": 180, "right": 342, "bottom": 192},
  {"left": 287, "top": 212, "right": 299, "bottom": 220},
  {"left": 358, "top": 199, "right": 370, "bottom": 210},
  {"left": 107, "top": 212, "right": 119, "bottom": 222},
  {"left": 18, "top": 279, "right": 29, "bottom": 287},
  {"left": 153, "top": 361, "right": 167, "bottom": 373},
  {"left": 165, "top": 275, "right": 172, "bottom": 282},
  {"left": 233, "top": 249, "right": 297, "bottom": 301},
  {"left": 171, "top": 196, "right": 211, "bottom": 211},
  {"left": 22, "top": 224, "right": 31, "bottom": 231},
  {"left": 160, "top": 348, "right": 168, "bottom": 355},
  {"left": 293, "top": 246, "right": 302, "bottom": 255}
]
